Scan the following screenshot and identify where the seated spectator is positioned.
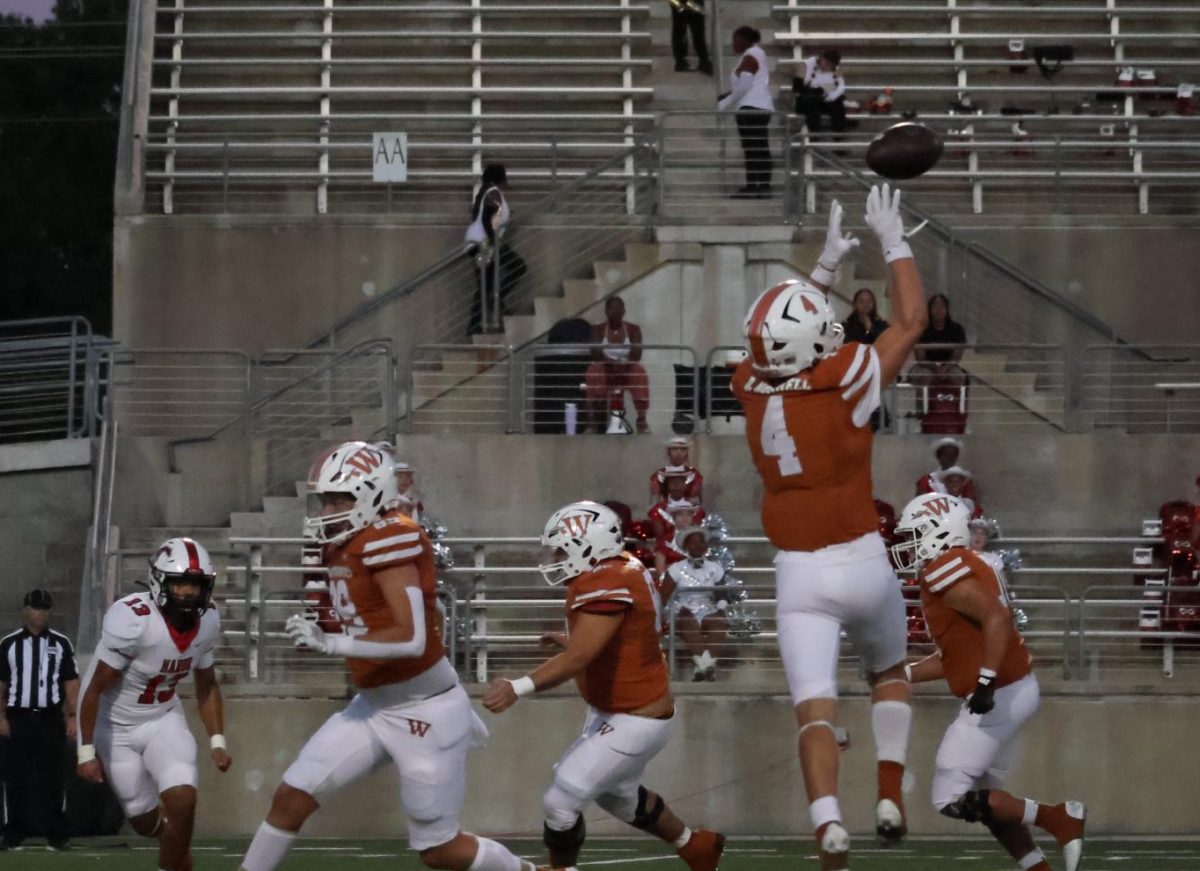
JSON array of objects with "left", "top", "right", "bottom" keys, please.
[
  {"left": 648, "top": 436, "right": 704, "bottom": 505},
  {"left": 913, "top": 293, "right": 967, "bottom": 370},
  {"left": 651, "top": 496, "right": 707, "bottom": 577},
  {"left": 841, "top": 288, "right": 889, "bottom": 344},
  {"left": 661, "top": 526, "right": 730, "bottom": 682},
  {"left": 915, "top": 437, "right": 979, "bottom": 504},
  {"left": 793, "top": 49, "right": 848, "bottom": 144},
  {"left": 934, "top": 465, "right": 983, "bottom": 518},
  {"left": 584, "top": 297, "right": 650, "bottom": 433}
]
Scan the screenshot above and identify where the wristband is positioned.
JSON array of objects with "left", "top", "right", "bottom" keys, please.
[
  {"left": 77, "top": 744, "right": 96, "bottom": 764},
  {"left": 882, "top": 241, "right": 914, "bottom": 264},
  {"left": 210, "top": 734, "right": 227, "bottom": 751},
  {"left": 904, "top": 664, "right": 913, "bottom": 683},
  {"left": 509, "top": 676, "right": 536, "bottom": 698},
  {"left": 811, "top": 262, "right": 838, "bottom": 287},
  {"left": 978, "top": 667, "right": 998, "bottom": 684}
]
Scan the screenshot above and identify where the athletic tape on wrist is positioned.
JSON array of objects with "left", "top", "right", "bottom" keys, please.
[
  {"left": 903, "top": 664, "right": 913, "bottom": 683},
  {"left": 978, "top": 667, "right": 997, "bottom": 685},
  {"left": 811, "top": 263, "right": 837, "bottom": 287},
  {"left": 211, "top": 734, "right": 227, "bottom": 751},
  {"left": 509, "top": 676, "right": 536, "bottom": 697},
  {"left": 77, "top": 744, "right": 96, "bottom": 764}
]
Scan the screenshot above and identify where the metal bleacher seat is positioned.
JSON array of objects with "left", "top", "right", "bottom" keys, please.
[{"left": 145, "top": 0, "right": 653, "bottom": 214}]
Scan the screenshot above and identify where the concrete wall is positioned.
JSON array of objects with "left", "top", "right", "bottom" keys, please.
[{"left": 182, "top": 692, "right": 1200, "bottom": 837}]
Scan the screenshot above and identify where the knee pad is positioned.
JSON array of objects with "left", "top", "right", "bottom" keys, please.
[
  {"left": 939, "top": 789, "right": 992, "bottom": 825},
  {"left": 631, "top": 786, "right": 665, "bottom": 831},
  {"left": 542, "top": 813, "right": 585, "bottom": 853},
  {"left": 542, "top": 782, "right": 587, "bottom": 833}
]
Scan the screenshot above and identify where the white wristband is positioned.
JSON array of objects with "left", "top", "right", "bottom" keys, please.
[
  {"left": 77, "top": 744, "right": 96, "bottom": 764},
  {"left": 882, "top": 241, "right": 914, "bottom": 264},
  {"left": 811, "top": 262, "right": 838, "bottom": 287},
  {"left": 509, "top": 676, "right": 536, "bottom": 698},
  {"left": 210, "top": 734, "right": 227, "bottom": 751},
  {"left": 903, "top": 664, "right": 913, "bottom": 683}
]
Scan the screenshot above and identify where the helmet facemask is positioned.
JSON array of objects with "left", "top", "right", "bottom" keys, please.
[
  {"left": 151, "top": 568, "right": 214, "bottom": 629},
  {"left": 304, "top": 442, "right": 400, "bottom": 545}
]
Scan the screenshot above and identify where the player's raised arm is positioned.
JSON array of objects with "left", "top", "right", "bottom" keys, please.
[
  {"left": 809, "top": 199, "right": 860, "bottom": 293},
  {"left": 866, "top": 184, "right": 929, "bottom": 385}
]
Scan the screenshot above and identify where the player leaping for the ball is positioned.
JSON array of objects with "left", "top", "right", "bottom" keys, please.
[
  {"left": 483, "top": 501, "right": 725, "bottom": 871},
  {"left": 239, "top": 441, "right": 571, "bottom": 871},
  {"left": 732, "top": 185, "right": 928, "bottom": 870},
  {"left": 895, "top": 493, "right": 1085, "bottom": 871},
  {"left": 76, "top": 537, "right": 231, "bottom": 871}
]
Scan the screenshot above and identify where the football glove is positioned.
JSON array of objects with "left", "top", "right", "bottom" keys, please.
[
  {"left": 286, "top": 613, "right": 336, "bottom": 654},
  {"left": 966, "top": 669, "right": 997, "bottom": 715},
  {"left": 818, "top": 199, "right": 861, "bottom": 270}
]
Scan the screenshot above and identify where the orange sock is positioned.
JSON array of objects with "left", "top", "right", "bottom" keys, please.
[{"left": 878, "top": 760, "right": 905, "bottom": 806}]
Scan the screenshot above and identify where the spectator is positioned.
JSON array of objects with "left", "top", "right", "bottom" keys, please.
[
  {"left": 0, "top": 590, "right": 78, "bottom": 851},
  {"left": 648, "top": 436, "right": 704, "bottom": 505},
  {"left": 661, "top": 526, "right": 731, "bottom": 682},
  {"left": 390, "top": 460, "right": 425, "bottom": 521},
  {"left": 650, "top": 492, "right": 706, "bottom": 576},
  {"left": 464, "top": 163, "right": 526, "bottom": 334},
  {"left": 718, "top": 26, "right": 774, "bottom": 198},
  {"left": 793, "top": 49, "right": 848, "bottom": 145},
  {"left": 840, "top": 287, "right": 889, "bottom": 344},
  {"left": 669, "top": 0, "right": 712, "bottom": 75},
  {"left": 914, "top": 293, "right": 967, "bottom": 367},
  {"left": 584, "top": 297, "right": 650, "bottom": 433},
  {"left": 915, "top": 437, "right": 979, "bottom": 504},
  {"left": 934, "top": 465, "right": 983, "bottom": 517}
]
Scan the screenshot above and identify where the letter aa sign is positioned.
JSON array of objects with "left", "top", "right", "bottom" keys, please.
[{"left": 372, "top": 132, "right": 408, "bottom": 183}]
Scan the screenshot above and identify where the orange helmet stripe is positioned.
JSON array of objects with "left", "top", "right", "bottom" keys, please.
[{"left": 747, "top": 281, "right": 792, "bottom": 368}]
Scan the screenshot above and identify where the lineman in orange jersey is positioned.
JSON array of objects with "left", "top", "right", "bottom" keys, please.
[
  {"left": 240, "top": 442, "right": 568, "bottom": 871},
  {"left": 733, "top": 186, "right": 929, "bottom": 869},
  {"left": 894, "top": 493, "right": 1086, "bottom": 871},
  {"left": 483, "top": 502, "right": 725, "bottom": 871}
]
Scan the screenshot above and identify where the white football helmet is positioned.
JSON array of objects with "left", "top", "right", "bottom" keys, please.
[
  {"left": 148, "top": 537, "right": 216, "bottom": 620},
  {"left": 743, "top": 279, "right": 844, "bottom": 378},
  {"left": 304, "top": 441, "right": 400, "bottom": 544},
  {"left": 539, "top": 501, "right": 626, "bottom": 586},
  {"left": 891, "top": 493, "right": 972, "bottom": 570}
]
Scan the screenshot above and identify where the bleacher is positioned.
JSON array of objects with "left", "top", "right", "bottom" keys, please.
[{"left": 144, "top": 0, "right": 653, "bottom": 214}]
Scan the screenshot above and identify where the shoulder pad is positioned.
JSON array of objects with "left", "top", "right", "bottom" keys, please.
[{"left": 103, "top": 596, "right": 152, "bottom": 642}]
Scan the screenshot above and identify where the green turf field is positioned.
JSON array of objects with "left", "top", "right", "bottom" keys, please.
[{"left": 2, "top": 837, "right": 1198, "bottom": 871}]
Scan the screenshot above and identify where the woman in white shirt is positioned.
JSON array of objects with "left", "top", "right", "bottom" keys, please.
[
  {"left": 464, "top": 163, "right": 526, "bottom": 334},
  {"left": 717, "top": 26, "right": 775, "bottom": 198},
  {"left": 793, "top": 49, "right": 848, "bottom": 144}
]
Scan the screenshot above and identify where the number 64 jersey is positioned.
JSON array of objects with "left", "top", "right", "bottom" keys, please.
[
  {"left": 732, "top": 343, "right": 883, "bottom": 552},
  {"left": 92, "top": 592, "right": 220, "bottom": 728}
]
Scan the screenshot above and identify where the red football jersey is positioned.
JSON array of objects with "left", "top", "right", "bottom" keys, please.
[{"left": 732, "top": 343, "right": 882, "bottom": 551}]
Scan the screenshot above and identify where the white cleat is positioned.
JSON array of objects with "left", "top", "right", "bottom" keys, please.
[
  {"left": 1061, "top": 801, "right": 1086, "bottom": 871},
  {"left": 875, "top": 798, "right": 907, "bottom": 845},
  {"left": 819, "top": 821, "right": 851, "bottom": 870}
]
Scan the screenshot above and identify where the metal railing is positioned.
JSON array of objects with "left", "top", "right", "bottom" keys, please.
[
  {"left": 0, "top": 317, "right": 106, "bottom": 443},
  {"left": 1082, "top": 344, "right": 1200, "bottom": 432}
]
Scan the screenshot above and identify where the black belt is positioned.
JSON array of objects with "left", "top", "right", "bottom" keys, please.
[{"left": 7, "top": 707, "right": 63, "bottom": 717}]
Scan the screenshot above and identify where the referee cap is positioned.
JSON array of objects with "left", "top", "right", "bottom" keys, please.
[{"left": 24, "top": 589, "right": 54, "bottom": 609}]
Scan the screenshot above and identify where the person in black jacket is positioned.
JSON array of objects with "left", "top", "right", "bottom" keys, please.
[
  {"left": 841, "top": 288, "right": 890, "bottom": 344},
  {"left": 915, "top": 294, "right": 967, "bottom": 366}
]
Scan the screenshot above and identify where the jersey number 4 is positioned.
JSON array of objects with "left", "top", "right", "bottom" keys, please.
[{"left": 761, "top": 395, "right": 803, "bottom": 476}]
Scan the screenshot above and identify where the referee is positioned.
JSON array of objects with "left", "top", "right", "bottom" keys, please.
[{"left": 0, "top": 589, "right": 79, "bottom": 851}]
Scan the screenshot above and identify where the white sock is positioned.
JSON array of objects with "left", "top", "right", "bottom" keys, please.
[
  {"left": 673, "top": 826, "right": 693, "bottom": 849},
  {"left": 1018, "top": 847, "right": 1047, "bottom": 869},
  {"left": 240, "top": 822, "right": 297, "bottom": 871},
  {"left": 469, "top": 835, "right": 529, "bottom": 871},
  {"left": 871, "top": 700, "right": 912, "bottom": 765},
  {"left": 809, "top": 795, "right": 842, "bottom": 831},
  {"left": 1022, "top": 798, "right": 1039, "bottom": 826}
]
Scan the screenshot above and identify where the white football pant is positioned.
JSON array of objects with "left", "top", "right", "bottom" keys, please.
[{"left": 95, "top": 706, "right": 198, "bottom": 817}]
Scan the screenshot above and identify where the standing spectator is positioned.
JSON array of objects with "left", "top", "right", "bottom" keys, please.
[
  {"left": 915, "top": 437, "right": 979, "bottom": 505},
  {"left": 718, "top": 26, "right": 775, "bottom": 198},
  {"left": 648, "top": 436, "right": 704, "bottom": 505},
  {"left": 794, "top": 49, "right": 848, "bottom": 145},
  {"left": 584, "top": 297, "right": 650, "bottom": 433},
  {"left": 0, "top": 590, "right": 78, "bottom": 851},
  {"left": 914, "top": 294, "right": 967, "bottom": 368},
  {"left": 669, "top": 0, "right": 712, "bottom": 74},
  {"left": 841, "top": 288, "right": 889, "bottom": 344},
  {"left": 464, "top": 163, "right": 526, "bottom": 334}
]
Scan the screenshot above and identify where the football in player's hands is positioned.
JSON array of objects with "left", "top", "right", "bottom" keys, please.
[
  {"left": 482, "top": 678, "right": 518, "bottom": 714},
  {"left": 212, "top": 747, "right": 233, "bottom": 773}
]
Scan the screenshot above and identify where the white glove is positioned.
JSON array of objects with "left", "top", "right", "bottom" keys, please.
[
  {"left": 811, "top": 200, "right": 860, "bottom": 286},
  {"left": 286, "top": 613, "right": 338, "bottom": 654},
  {"left": 865, "top": 183, "right": 913, "bottom": 263}
]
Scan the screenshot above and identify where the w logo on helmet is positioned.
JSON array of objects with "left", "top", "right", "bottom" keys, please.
[
  {"left": 917, "top": 497, "right": 953, "bottom": 518},
  {"left": 560, "top": 512, "right": 596, "bottom": 539},
  {"left": 342, "top": 447, "right": 383, "bottom": 476}
]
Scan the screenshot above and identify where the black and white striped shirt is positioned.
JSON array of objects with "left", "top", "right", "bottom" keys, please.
[{"left": 0, "top": 628, "right": 78, "bottom": 711}]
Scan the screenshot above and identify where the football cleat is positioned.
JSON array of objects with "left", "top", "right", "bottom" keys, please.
[
  {"left": 875, "top": 798, "right": 907, "bottom": 845},
  {"left": 817, "top": 822, "right": 850, "bottom": 870},
  {"left": 678, "top": 829, "right": 726, "bottom": 871},
  {"left": 1058, "top": 801, "right": 1086, "bottom": 871}
]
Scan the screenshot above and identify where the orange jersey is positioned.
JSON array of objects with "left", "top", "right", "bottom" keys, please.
[
  {"left": 732, "top": 343, "right": 882, "bottom": 551},
  {"left": 324, "top": 511, "right": 446, "bottom": 689},
  {"left": 565, "top": 553, "right": 669, "bottom": 713},
  {"left": 919, "top": 547, "right": 1033, "bottom": 698}
]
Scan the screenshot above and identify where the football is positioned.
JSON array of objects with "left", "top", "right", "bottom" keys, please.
[{"left": 865, "top": 122, "right": 944, "bottom": 180}]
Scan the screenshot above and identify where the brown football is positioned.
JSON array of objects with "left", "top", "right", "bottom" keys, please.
[{"left": 865, "top": 122, "right": 943, "bottom": 180}]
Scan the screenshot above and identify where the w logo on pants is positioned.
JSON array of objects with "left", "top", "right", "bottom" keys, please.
[
  {"left": 405, "top": 718, "right": 432, "bottom": 738},
  {"left": 598, "top": 722, "right": 614, "bottom": 736}
]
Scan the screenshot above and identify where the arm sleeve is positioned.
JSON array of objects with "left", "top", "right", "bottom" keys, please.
[
  {"left": 327, "top": 586, "right": 427, "bottom": 660},
  {"left": 824, "top": 74, "right": 846, "bottom": 102},
  {"left": 801, "top": 57, "right": 817, "bottom": 85},
  {"left": 97, "top": 603, "right": 145, "bottom": 671},
  {"left": 718, "top": 72, "right": 755, "bottom": 110}
]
